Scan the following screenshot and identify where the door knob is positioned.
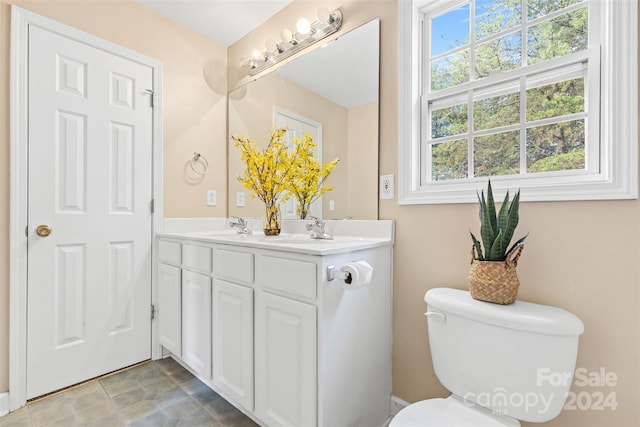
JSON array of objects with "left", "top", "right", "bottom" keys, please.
[{"left": 36, "top": 225, "right": 52, "bottom": 237}]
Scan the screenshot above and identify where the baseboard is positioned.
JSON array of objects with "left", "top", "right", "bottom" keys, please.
[
  {"left": 0, "top": 392, "right": 9, "bottom": 417},
  {"left": 390, "top": 395, "right": 409, "bottom": 416}
]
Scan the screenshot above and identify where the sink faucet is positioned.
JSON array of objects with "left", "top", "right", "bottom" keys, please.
[
  {"left": 306, "top": 217, "right": 333, "bottom": 240},
  {"left": 230, "top": 216, "right": 252, "bottom": 234}
]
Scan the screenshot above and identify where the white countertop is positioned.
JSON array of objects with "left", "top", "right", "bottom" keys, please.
[{"left": 158, "top": 219, "right": 394, "bottom": 256}]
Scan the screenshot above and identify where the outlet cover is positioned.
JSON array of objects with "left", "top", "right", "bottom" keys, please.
[
  {"left": 236, "top": 192, "right": 245, "bottom": 207},
  {"left": 207, "top": 190, "right": 217, "bottom": 206},
  {"left": 380, "top": 174, "right": 394, "bottom": 199}
]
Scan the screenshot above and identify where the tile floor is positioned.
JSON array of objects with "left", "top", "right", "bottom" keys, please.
[{"left": 0, "top": 358, "right": 258, "bottom": 427}]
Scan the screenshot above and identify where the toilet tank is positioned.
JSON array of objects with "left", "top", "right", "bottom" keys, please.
[{"left": 425, "top": 288, "right": 584, "bottom": 423}]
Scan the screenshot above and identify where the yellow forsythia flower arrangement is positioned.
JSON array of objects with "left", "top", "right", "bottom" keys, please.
[
  {"left": 233, "top": 128, "right": 340, "bottom": 233},
  {"left": 288, "top": 133, "right": 339, "bottom": 219},
  {"left": 233, "top": 128, "right": 297, "bottom": 235}
]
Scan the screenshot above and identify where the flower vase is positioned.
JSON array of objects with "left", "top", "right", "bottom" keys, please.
[
  {"left": 298, "top": 204, "right": 311, "bottom": 220},
  {"left": 263, "top": 202, "right": 281, "bottom": 236}
]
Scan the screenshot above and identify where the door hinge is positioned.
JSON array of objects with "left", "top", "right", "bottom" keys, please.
[
  {"left": 144, "top": 89, "right": 155, "bottom": 107},
  {"left": 25, "top": 225, "right": 28, "bottom": 237},
  {"left": 151, "top": 304, "right": 156, "bottom": 320},
  {"left": 150, "top": 198, "right": 155, "bottom": 214}
]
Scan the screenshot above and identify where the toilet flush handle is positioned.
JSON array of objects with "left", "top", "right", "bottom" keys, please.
[{"left": 424, "top": 311, "right": 446, "bottom": 322}]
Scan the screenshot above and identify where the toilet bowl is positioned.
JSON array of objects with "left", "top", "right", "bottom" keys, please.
[{"left": 390, "top": 288, "right": 584, "bottom": 427}]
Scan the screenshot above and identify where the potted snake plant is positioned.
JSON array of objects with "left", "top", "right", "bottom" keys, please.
[{"left": 469, "top": 180, "right": 527, "bottom": 304}]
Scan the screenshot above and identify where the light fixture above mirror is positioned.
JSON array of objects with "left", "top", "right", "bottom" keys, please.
[{"left": 242, "top": 7, "right": 343, "bottom": 76}]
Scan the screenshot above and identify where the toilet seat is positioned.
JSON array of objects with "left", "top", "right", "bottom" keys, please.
[{"left": 389, "top": 397, "right": 521, "bottom": 427}]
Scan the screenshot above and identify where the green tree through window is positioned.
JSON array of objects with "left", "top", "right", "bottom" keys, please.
[{"left": 425, "top": 0, "right": 589, "bottom": 181}]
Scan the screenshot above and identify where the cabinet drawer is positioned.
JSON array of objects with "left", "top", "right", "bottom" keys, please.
[
  {"left": 183, "top": 244, "right": 213, "bottom": 272},
  {"left": 158, "top": 240, "right": 181, "bottom": 265},
  {"left": 214, "top": 249, "right": 254, "bottom": 283},
  {"left": 258, "top": 255, "right": 316, "bottom": 300}
]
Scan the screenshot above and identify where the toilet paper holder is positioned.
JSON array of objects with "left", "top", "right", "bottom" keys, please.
[{"left": 326, "top": 265, "right": 353, "bottom": 284}]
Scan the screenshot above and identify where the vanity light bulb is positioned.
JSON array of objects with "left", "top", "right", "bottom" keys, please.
[
  {"left": 296, "top": 18, "right": 311, "bottom": 35},
  {"left": 280, "top": 28, "right": 293, "bottom": 42},
  {"left": 317, "top": 7, "right": 330, "bottom": 23},
  {"left": 265, "top": 38, "right": 278, "bottom": 52},
  {"left": 251, "top": 50, "right": 262, "bottom": 59}
]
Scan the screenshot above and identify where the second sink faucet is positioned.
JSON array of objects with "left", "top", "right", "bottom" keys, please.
[
  {"left": 306, "top": 217, "right": 333, "bottom": 240},
  {"left": 230, "top": 216, "right": 252, "bottom": 234}
]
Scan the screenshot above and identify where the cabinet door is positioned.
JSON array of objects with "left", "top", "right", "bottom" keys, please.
[
  {"left": 255, "top": 292, "right": 317, "bottom": 427},
  {"left": 212, "top": 279, "right": 253, "bottom": 409},
  {"left": 158, "top": 263, "right": 181, "bottom": 356},
  {"left": 182, "top": 270, "right": 212, "bottom": 379}
]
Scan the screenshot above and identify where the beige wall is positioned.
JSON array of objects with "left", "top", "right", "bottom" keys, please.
[
  {"left": 348, "top": 101, "right": 378, "bottom": 220},
  {"left": 0, "top": 0, "right": 227, "bottom": 392},
  {"left": 228, "top": 72, "right": 349, "bottom": 219}
]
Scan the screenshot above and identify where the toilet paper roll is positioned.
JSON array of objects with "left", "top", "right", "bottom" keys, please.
[{"left": 340, "top": 260, "right": 373, "bottom": 290}]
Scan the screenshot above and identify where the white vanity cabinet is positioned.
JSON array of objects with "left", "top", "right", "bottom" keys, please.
[
  {"left": 155, "top": 229, "right": 393, "bottom": 427},
  {"left": 255, "top": 291, "right": 317, "bottom": 427},
  {"left": 212, "top": 247, "right": 255, "bottom": 410},
  {"left": 157, "top": 240, "right": 182, "bottom": 356},
  {"left": 181, "top": 269, "right": 212, "bottom": 379},
  {"left": 157, "top": 263, "right": 181, "bottom": 356},
  {"left": 254, "top": 254, "right": 318, "bottom": 427},
  {"left": 157, "top": 240, "right": 212, "bottom": 379}
]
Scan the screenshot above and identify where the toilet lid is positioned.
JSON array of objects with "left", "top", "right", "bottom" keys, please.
[{"left": 390, "top": 398, "right": 520, "bottom": 427}]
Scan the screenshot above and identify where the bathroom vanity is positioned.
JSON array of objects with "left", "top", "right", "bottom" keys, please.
[{"left": 155, "top": 220, "right": 394, "bottom": 427}]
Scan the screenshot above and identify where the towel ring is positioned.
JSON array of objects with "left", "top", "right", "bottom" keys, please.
[{"left": 189, "top": 152, "right": 209, "bottom": 176}]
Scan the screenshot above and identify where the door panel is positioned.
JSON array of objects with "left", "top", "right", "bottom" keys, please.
[
  {"left": 213, "top": 279, "right": 253, "bottom": 409},
  {"left": 26, "top": 25, "right": 153, "bottom": 399},
  {"left": 255, "top": 291, "right": 317, "bottom": 427},
  {"left": 181, "top": 270, "right": 212, "bottom": 379}
]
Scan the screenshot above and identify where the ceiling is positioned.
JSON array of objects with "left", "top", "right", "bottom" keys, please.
[{"left": 135, "top": 0, "right": 294, "bottom": 47}]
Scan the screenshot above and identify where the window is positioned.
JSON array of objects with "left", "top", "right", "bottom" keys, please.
[{"left": 398, "top": 0, "right": 637, "bottom": 204}]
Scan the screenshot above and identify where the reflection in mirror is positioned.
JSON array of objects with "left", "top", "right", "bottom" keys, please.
[{"left": 228, "top": 19, "right": 380, "bottom": 220}]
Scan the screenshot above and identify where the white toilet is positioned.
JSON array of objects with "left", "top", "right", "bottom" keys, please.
[{"left": 390, "top": 288, "right": 584, "bottom": 427}]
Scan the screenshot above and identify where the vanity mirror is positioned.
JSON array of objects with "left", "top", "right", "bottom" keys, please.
[{"left": 228, "top": 19, "right": 380, "bottom": 220}]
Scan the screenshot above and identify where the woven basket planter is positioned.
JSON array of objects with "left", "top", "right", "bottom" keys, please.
[{"left": 469, "top": 244, "right": 524, "bottom": 305}]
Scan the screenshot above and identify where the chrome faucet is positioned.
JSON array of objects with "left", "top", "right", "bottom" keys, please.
[
  {"left": 306, "top": 217, "right": 333, "bottom": 240},
  {"left": 230, "top": 216, "right": 252, "bottom": 234}
]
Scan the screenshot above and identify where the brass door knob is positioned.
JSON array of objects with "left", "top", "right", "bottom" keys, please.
[{"left": 36, "top": 225, "right": 52, "bottom": 237}]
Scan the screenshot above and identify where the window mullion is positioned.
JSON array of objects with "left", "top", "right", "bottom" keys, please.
[
  {"left": 468, "top": 89, "right": 474, "bottom": 179},
  {"left": 519, "top": 75, "right": 527, "bottom": 175}
]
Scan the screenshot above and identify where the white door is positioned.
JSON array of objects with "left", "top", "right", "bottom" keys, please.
[
  {"left": 26, "top": 25, "right": 154, "bottom": 398},
  {"left": 274, "top": 107, "right": 323, "bottom": 219}
]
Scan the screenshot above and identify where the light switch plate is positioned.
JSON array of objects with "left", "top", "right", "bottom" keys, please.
[
  {"left": 236, "top": 192, "right": 245, "bottom": 207},
  {"left": 207, "top": 190, "right": 217, "bottom": 206}
]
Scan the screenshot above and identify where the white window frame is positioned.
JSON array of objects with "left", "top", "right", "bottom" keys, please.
[{"left": 398, "top": 0, "right": 637, "bottom": 204}]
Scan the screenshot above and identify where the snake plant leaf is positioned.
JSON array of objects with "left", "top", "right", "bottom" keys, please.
[
  {"left": 480, "top": 184, "right": 498, "bottom": 258},
  {"left": 497, "top": 190, "right": 510, "bottom": 234},
  {"left": 486, "top": 180, "right": 498, "bottom": 236},
  {"left": 501, "top": 190, "right": 520, "bottom": 250},
  {"left": 506, "top": 233, "right": 528, "bottom": 256},
  {"left": 470, "top": 231, "right": 484, "bottom": 260},
  {"left": 489, "top": 229, "right": 505, "bottom": 260}
]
